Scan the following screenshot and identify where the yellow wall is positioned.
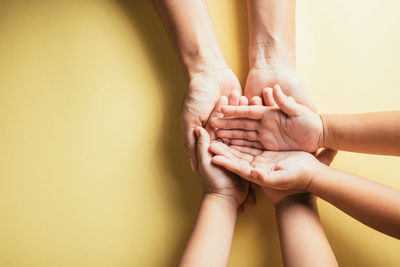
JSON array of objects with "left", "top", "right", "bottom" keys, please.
[{"left": 0, "top": 0, "right": 399, "bottom": 266}]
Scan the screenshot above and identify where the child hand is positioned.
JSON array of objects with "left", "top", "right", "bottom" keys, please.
[
  {"left": 209, "top": 141, "right": 323, "bottom": 191},
  {"left": 195, "top": 127, "right": 249, "bottom": 207},
  {"left": 210, "top": 85, "right": 323, "bottom": 152}
]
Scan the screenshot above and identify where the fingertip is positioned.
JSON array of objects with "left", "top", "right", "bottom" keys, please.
[
  {"left": 209, "top": 141, "right": 223, "bottom": 154},
  {"left": 211, "top": 155, "right": 226, "bottom": 165},
  {"left": 220, "top": 95, "right": 229, "bottom": 105},
  {"left": 239, "top": 95, "right": 249, "bottom": 106},
  {"left": 209, "top": 117, "right": 218, "bottom": 127},
  {"left": 194, "top": 127, "right": 202, "bottom": 137},
  {"left": 274, "top": 84, "right": 282, "bottom": 91},
  {"left": 250, "top": 169, "right": 259, "bottom": 179},
  {"left": 220, "top": 105, "right": 232, "bottom": 115}
]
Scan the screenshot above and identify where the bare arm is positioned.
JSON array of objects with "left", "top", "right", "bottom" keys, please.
[
  {"left": 310, "top": 163, "right": 400, "bottom": 238},
  {"left": 276, "top": 194, "right": 338, "bottom": 267},
  {"left": 152, "top": 0, "right": 241, "bottom": 171},
  {"left": 151, "top": 0, "right": 226, "bottom": 77},
  {"left": 248, "top": 0, "right": 296, "bottom": 68},
  {"left": 179, "top": 127, "right": 249, "bottom": 266},
  {"left": 246, "top": 0, "right": 315, "bottom": 109},
  {"left": 321, "top": 112, "right": 400, "bottom": 156},
  {"left": 179, "top": 194, "right": 237, "bottom": 267}
]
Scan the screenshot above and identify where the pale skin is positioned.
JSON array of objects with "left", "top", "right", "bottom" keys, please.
[
  {"left": 180, "top": 95, "right": 338, "bottom": 266},
  {"left": 179, "top": 127, "right": 339, "bottom": 267},
  {"left": 179, "top": 94, "right": 257, "bottom": 266},
  {"left": 232, "top": 95, "right": 338, "bottom": 267},
  {"left": 246, "top": 0, "right": 316, "bottom": 110},
  {"left": 210, "top": 84, "right": 400, "bottom": 156},
  {"left": 152, "top": 0, "right": 241, "bottom": 171},
  {"left": 210, "top": 141, "right": 400, "bottom": 239},
  {"left": 178, "top": 127, "right": 248, "bottom": 267},
  {"left": 210, "top": 84, "right": 322, "bottom": 152},
  {"left": 152, "top": 0, "right": 315, "bottom": 171}
]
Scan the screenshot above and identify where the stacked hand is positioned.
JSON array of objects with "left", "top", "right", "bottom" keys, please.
[
  {"left": 210, "top": 85, "right": 323, "bottom": 152},
  {"left": 204, "top": 84, "right": 336, "bottom": 204}
]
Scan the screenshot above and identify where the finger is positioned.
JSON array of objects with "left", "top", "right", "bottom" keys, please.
[
  {"left": 272, "top": 84, "right": 301, "bottom": 117},
  {"left": 216, "top": 129, "right": 259, "bottom": 141},
  {"left": 230, "top": 145, "right": 263, "bottom": 156},
  {"left": 221, "top": 105, "right": 266, "bottom": 119},
  {"left": 211, "top": 155, "right": 252, "bottom": 178},
  {"left": 250, "top": 96, "right": 263, "bottom": 106},
  {"left": 216, "top": 95, "right": 229, "bottom": 113},
  {"left": 230, "top": 139, "right": 264, "bottom": 149},
  {"left": 239, "top": 96, "right": 249, "bottom": 106},
  {"left": 263, "top": 87, "right": 277, "bottom": 107},
  {"left": 243, "top": 187, "right": 256, "bottom": 208},
  {"left": 250, "top": 168, "right": 288, "bottom": 189},
  {"left": 228, "top": 90, "right": 241, "bottom": 106},
  {"left": 183, "top": 125, "right": 198, "bottom": 171},
  {"left": 195, "top": 127, "right": 211, "bottom": 165},
  {"left": 205, "top": 96, "right": 229, "bottom": 140},
  {"left": 210, "top": 118, "right": 260, "bottom": 130},
  {"left": 210, "top": 141, "right": 253, "bottom": 161},
  {"left": 316, "top": 148, "right": 338, "bottom": 166}
]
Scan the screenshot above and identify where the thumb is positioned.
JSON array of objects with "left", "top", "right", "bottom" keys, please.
[
  {"left": 272, "top": 84, "right": 301, "bottom": 117},
  {"left": 195, "top": 127, "right": 211, "bottom": 164},
  {"left": 250, "top": 168, "right": 287, "bottom": 189}
]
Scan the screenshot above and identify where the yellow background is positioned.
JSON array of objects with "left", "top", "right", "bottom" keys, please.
[{"left": 0, "top": 0, "right": 399, "bottom": 266}]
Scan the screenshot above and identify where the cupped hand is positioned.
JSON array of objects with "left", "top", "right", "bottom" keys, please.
[
  {"left": 245, "top": 62, "right": 316, "bottom": 111},
  {"left": 209, "top": 142, "right": 319, "bottom": 191},
  {"left": 210, "top": 85, "right": 323, "bottom": 152},
  {"left": 209, "top": 142, "right": 337, "bottom": 201},
  {"left": 204, "top": 92, "right": 257, "bottom": 213},
  {"left": 195, "top": 127, "right": 249, "bottom": 207},
  {"left": 182, "top": 68, "right": 241, "bottom": 171}
]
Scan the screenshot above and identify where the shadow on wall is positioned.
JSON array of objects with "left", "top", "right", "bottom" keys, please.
[{"left": 116, "top": 1, "right": 202, "bottom": 266}]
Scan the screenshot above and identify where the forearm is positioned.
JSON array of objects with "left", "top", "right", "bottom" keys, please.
[
  {"left": 152, "top": 0, "right": 227, "bottom": 77},
  {"left": 247, "top": 0, "right": 296, "bottom": 68},
  {"left": 178, "top": 194, "right": 238, "bottom": 267},
  {"left": 276, "top": 194, "right": 337, "bottom": 267},
  {"left": 320, "top": 112, "right": 400, "bottom": 156},
  {"left": 309, "top": 164, "right": 400, "bottom": 238}
]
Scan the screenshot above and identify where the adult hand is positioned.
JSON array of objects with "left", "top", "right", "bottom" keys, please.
[
  {"left": 182, "top": 67, "right": 241, "bottom": 171},
  {"left": 245, "top": 61, "right": 316, "bottom": 111}
]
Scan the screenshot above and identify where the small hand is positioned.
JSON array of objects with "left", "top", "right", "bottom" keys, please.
[
  {"left": 209, "top": 142, "right": 321, "bottom": 191},
  {"left": 210, "top": 85, "right": 323, "bottom": 152},
  {"left": 182, "top": 68, "right": 241, "bottom": 171},
  {"left": 204, "top": 93, "right": 257, "bottom": 213},
  {"left": 195, "top": 127, "right": 248, "bottom": 207}
]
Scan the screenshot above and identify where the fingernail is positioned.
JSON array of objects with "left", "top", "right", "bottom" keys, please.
[{"left": 195, "top": 127, "right": 202, "bottom": 137}]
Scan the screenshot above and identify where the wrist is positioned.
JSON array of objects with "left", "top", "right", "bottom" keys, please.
[
  {"left": 249, "top": 41, "right": 295, "bottom": 70},
  {"left": 319, "top": 114, "right": 331, "bottom": 148},
  {"left": 202, "top": 192, "right": 240, "bottom": 210},
  {"left": 275, "top": 192, "right": 315, "bottom": 210},
  {"left": 183, "top": 44, "right": 228, "bottom": 79},
  {"left": 306, "top": 162, "right": 328, "bottom": 194}
]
